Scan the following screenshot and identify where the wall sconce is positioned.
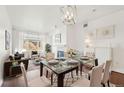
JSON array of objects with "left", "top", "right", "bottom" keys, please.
[{"left": 84, "top": 37, "right": 92, "bottom": 48}]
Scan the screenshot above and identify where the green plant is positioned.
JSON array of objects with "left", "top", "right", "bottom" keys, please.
[
  {"left": 45, "top": 43, "right": 52, "bottom": 53},
  {"left": 12, "top": 60, "right": 18, "bottom": 66}
]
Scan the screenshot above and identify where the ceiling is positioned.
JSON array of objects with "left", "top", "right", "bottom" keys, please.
[
  {"left": 6, "top": 5, "right": 124, "bottom": 33},
  {"left": 76, "top": 5, "right": 124, "bottom": 23}
]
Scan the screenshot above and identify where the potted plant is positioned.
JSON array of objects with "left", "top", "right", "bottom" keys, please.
[
  {"left": 45, "top": 43, "right": 52, "bottom": 53},
  {"left": 9, "top": 56, "right": 18, "bottom": 66}
]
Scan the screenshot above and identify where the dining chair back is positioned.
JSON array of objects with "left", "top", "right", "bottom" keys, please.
[
  {"left": 90, "top": 63, "right": 104, "bottom": 87},
  {"left": 20, "top": 62, "right": 51, "bottom": 87},
  {"left": 20, "top": 62, "right": 28, "bottom": 87},
  {"left": 71, "top": 64, "right": 104, "bottom": 87},
  {"left": 101, "top": 60, "right": 111, "bottom": 86},
  {"left": 46, "top": 52, "right": 55, "bottom": 61}
]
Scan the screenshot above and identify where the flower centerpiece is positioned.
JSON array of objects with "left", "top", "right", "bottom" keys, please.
[{"left": 67, "top": 48, "right": 77, "bottom": 58}]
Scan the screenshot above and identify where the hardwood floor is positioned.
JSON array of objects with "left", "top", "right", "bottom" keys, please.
[
  {"left": 3, "top": 69, "right": 40, "bottom": 87},
  {"left": 2, "top": 61, "right": 118, "bottom": 87},
  {"left": 3, "top": 68, "right": 85, "bottom": 87}
]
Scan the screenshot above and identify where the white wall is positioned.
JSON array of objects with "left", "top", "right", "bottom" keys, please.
[
  {"left": 12, "top": 30, "right": 20, "bottom": 53},
  {"left": 87, "top": 10, "right": 124, "bottom": 69},
  {"left": 52, "top": 26, "right": 66, "bottom": 46},
  {"left": 67, "top": 24, "right": 85, "bottom": 53},
  {"left": 47, "top": 24, "right": 67, "bottom": 57},
  {"left": 0, "top": 6, "right": 12, "bottom": 86},
  {"left": 67, "top": 10, "right": 124, "bottom": 69}
]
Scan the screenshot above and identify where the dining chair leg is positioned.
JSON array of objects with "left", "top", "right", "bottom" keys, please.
[
  {"left": 71, "top": 71, "right": 74, "bottom": 78},
  {"left": 46, "top": 70, "right": 48, "bottom": 78},
  {"left": 101, "top": 83, "right": 105, "bottom": 87},
  {"left": 107, "top": 80, "right": 110, "bottom": 87},
  {"left": 88, "top": 74, "right": 90, "bottom": 80}
]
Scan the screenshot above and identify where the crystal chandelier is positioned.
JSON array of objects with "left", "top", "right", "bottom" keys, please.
[{"left": 60, "top": 5, "right": 77, "bottom": 25}]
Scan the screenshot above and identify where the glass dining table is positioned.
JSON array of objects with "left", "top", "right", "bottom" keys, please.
[
  {"left": 76, "top": 57, "right": 97, "bottom": 76},
  {"left": 40, "top": 57, "right": 97, "bottom": 87}
]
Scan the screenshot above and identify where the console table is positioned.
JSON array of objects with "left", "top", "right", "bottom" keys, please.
[
  {"left": 110, "top": 69, "right": 124, "bottom": 86},
  {"left": 4, "top": 58, "right": 29, "bottom": 79}
]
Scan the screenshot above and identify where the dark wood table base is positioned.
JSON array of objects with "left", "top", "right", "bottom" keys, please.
[{"left": 40, "top": 62, "right": 79, "bottom": 87}]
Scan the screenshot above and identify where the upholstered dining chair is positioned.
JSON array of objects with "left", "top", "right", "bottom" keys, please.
[
  {"left": 20, "top": 62, "right": 51, "bottom": 87},
  {"left": 101, "top": 60, "right": 112, "bottom": 87},
  {"left": 88, "top": 60, "right": 112, "bottom": 87},
  {"left": 45, "top": 52, "right": 55, "bottom": 85},
  {"left": 71, "top": 64, "right": 104, "bottom": 87},
  {"left": 46, "top": 52, "right": 55, "bottom": 61}
]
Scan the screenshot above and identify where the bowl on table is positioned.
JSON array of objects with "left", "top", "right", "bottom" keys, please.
[
  {"left": 48, "top": 60, "right": 59, "bottom": 65},
  {"left": 67, "top": 59, "right": 79, "bottom": 64},
  {"left": 80, "top": 56, "right": 89, "bottom": 60}
]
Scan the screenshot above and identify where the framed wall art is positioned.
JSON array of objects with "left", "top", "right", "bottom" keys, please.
[
  {"left": 5, "top": 30, "right": 10, "bottom": 50},
  {"left": 55, "top": 33, "right": 61, "bottom": 44},
  {"left": 96, "top": 25, "right": 115, "bottom": 39},
  {"left": 23, "top": 39, "right": 41, "bottom": 51}
]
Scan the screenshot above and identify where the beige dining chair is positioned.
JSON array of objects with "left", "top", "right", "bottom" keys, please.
[
  {"left": 101, "top": 60, "right": 112, "bottom": 87},
  {"left": 88, "top": 60, "right": 112, "bottom": 87},
  {"left": 71, "top": 64, "right": 104, "bottom": 87},
  {"left": 20, "top": 62, "right": 51, "bottom": 87},
  {"left": 45, "top": 52, "right": 55, "bottom": 85},
  {"left": 46, "top": 52, "right": 55, "bottom": 61}
]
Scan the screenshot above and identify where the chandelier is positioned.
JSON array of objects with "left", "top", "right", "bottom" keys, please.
[{"left": 60, "top": 5, "right": 77, "bottom": 25}]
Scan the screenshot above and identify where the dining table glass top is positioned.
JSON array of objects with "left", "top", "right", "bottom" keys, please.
[
  {"left": 41, "top": 59, "right": 79, "bottom": 74},
  {"left": 41, "top": 57, "right": 95, "bottom": 74}
]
